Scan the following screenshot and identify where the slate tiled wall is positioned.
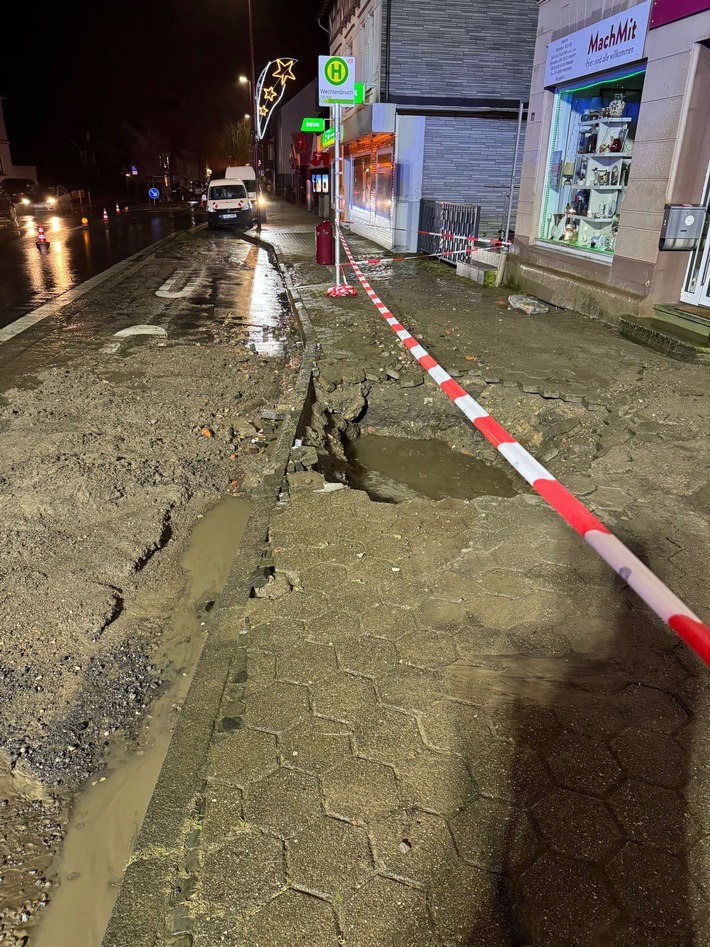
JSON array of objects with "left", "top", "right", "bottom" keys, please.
[
  {"left": 422, "top": 115, "right": 525, "bottom": 237},
  {"left": 387, "top": 0, "right": 538, "bottom": 100}
]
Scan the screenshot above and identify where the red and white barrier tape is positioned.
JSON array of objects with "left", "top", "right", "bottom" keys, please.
[
  {"left": 337, "top": 234, "right": 710, "bottom": 666},
  {"left": 343, "top": 247, "right": 479, "bottom": 268}
]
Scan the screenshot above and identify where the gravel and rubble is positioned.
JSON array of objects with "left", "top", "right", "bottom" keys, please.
[{"left": 0, "top": 332, "right": 296, "bottom": 942}]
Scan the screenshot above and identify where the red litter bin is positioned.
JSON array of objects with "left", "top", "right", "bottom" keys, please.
[{"left": 315, "top": 219, "right": 335, "bottom": 265}]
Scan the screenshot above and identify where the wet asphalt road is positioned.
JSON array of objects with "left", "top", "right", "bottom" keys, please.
[
  {"left": 0, "top": 203, "right": 204, "bottom": 331},
  {"left": 0, "top": 209, "right": 289, "bottom": 387}
]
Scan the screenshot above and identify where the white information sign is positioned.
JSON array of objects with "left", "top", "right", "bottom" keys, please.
[
  {"left": 319, "top": 55, "right": 356, "bottom": 106},
  {"left": 544, "top": 0, "right": 651, "bottom": 88}
]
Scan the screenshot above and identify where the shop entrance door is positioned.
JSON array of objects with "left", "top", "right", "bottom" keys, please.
[{"left": 681, "top": 159, "right": 710, "bottom": 306}]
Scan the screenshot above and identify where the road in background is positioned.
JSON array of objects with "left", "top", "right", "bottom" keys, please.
[{"left": 0, "top": 205, "right": 204, "bottom": 330}]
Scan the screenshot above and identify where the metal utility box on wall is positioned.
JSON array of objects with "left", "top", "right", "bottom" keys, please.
[{"left": 659, "top": 204, "right": 706, "bottom": 250}]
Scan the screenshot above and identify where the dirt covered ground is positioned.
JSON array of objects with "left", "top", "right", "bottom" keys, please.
[{"left": 0, "top": 334, "right": 298, "bottom": 944}]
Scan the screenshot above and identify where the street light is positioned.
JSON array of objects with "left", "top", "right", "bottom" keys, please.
[{"left": 243, "top": 0, "right": 261, "bottom": 228}]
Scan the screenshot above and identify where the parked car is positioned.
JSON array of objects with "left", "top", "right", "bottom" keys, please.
[
  {"left": 0, "top": 177, "right": 37, "bottom": 205},
  {"left": 20, "top": 184, "right": 73, "bottom": 214},
  {"left": 0, "top": 185, "right": 18, "bottom": 224}
]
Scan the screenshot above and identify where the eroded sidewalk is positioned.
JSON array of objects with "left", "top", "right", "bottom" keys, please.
[{"left": 105, "top": 201, "right": 710, "bottom": 947}]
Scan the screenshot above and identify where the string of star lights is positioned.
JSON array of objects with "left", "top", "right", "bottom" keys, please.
[{"left": 255, "top": 58, "right": 298, "bottom": 140}]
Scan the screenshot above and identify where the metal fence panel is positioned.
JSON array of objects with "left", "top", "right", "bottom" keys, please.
[{"left": 418, "top": 201, "right": 480, "bottom": 263}]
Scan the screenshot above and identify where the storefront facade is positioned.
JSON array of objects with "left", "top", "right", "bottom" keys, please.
[{"left": 510, "top": 0, "right": 710, "bottom": 325}]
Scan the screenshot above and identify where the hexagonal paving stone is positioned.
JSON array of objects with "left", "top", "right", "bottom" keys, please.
[
  {"left": 274, "top": 591, "right": 332, "bottom": 623},
  {"left": 336, "top": 634, "right": 399, "bottom": 678},
  {"left": 353, "top": 706, "right": 424, "bottom": 767},
  {"left": 310, "top": 672, "right": 378, "bottom": 725},
  {"left": 398, "top": 748, "right": 476, "bottom": 815},
  {"left": 429, "top": 858, "right": 517, "bottom": 946},
  {"left": 201, "top": 784, "right": 244, "bottom": 844},
  {"left": 244, "top": 889, "right": 339, "bottom": 946},
  {"left": 341, "top": 876, "right": 438, "bottom": 946},
  {"left": 276, "top": 640, "right": 338, "bottom": 685},
  {"left": 360, "top": 604, "right": 418, "bottom": 640},
  {"left": 244, "top": 681, "right": 310, "bottom": 734},
  {"left": 243, "top": 648, "right": 276, "bottom": 694},
  {"left": 606, "top": 842, "right": 696, "bottom": 933},
  {"left": 486, "top": 693, "right": 562, "bottom": 748},
  {"left": 519, "top": 851, "right": 619, "bottom": 942},
  {"left": 472, "top": 743, "right": 551, "bottom": 805},
  {"left": 322, "top": 758, "right": 398, "bottom": 823},
  {"left": 450, "top": 796, "right": 541, "bottom": 873},
  {"left": 544, "top": 732, "right": 623, "bottom": 795},
  {"left": 378, "top": 665, "right": 447, "bottom": 713},
  {"left": 287, "top": 816, "right": 374, "bottom": 897},
  {"left": 610, "top": 728, "right": 686, "bottom": 788},
  {"left": 196, "top": 829, "right": 285, "bottom": 915},
  {"left": 279, "top": 717, "right": 353, "bottom": 776},
  {"left": 369, "top": 809, "right": 456, "bottom": 886},
  {"left": 396, "top": 629, "right": 459, "bottom": 669},
  {"left": 609, "top": 780, "right": 685, "bottom": 853},
  {"left": 244, "top": 768, "right": 322, "bottom": 838},
  {"left": 206, "top": 728, "right": 278, "bottom": 787},
  {"left": 620, "top": 684, "right": 689, "bottom": 734},
  {"left": 419, "top": 699, "right": 493, "bottom": 755},
  {"left": 551, "top": 691, "right": 627, "bottom": 739},
  {"left": 531, "top": 787, "right": 621, "bottom": 861},
  {"left": 248, "top": 617, "right": 307, "bottom": 654}
]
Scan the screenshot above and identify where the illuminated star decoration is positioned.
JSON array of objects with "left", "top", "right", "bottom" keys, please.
[{"left": 255, "top": 58, "right": 298, "bottom": 140}]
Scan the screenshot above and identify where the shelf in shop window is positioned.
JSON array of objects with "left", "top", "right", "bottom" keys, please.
[
  {"left": 577, "top": 153, "right": 632, "bottom": 159},
  {"left": 579, "top": 118, "right": 632, "bottom": 128}
]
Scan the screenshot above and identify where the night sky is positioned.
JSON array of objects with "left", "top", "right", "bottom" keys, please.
[{"left": 0, "top": 0, "right": 328, "bottom": 184}]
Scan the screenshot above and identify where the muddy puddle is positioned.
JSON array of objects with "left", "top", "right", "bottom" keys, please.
[
  {"left": 344, "top": 433, "right": 519, "bottom": 503},
  {"left": 30, "top": 495, "right": 251, "bottom": 947}
]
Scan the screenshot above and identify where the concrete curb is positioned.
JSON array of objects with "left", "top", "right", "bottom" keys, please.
[{"left": 101, "top": 232, "right": 317, "bottom": 947}]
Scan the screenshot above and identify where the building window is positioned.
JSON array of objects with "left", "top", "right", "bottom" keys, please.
[
  {"left": 374, "top": 150, "right": 393, "bottom": 221},
  {"left": 539, "top": 66, "right": 645, "bottom": 258},
  {"left": 353, "top": 154, "right": 371, "bottom": 211}
]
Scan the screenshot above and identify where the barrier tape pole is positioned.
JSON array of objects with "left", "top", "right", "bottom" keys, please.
[{"left": 337, "top": 234, "right": 710, "bottom": 666}]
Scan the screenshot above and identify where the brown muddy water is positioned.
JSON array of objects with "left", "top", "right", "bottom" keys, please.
[
  {"left": 30, "top": 496, "right": 251, "bottom": 947},
  {"left": 346, "top": 434, "right": 519, "bottom": 503}
]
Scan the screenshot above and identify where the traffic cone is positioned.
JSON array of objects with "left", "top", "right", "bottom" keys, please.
[
  {"left": 103, "top": 207, "right": 108, "bottom": 221},
  {"left": 124, "top": 206, "right": 129, "bottom": 213},
  {"left": 115, "top": 202, "right": 121, "bottom": 214},
  {"left": 36, "top": 223, "right": 49, "bottom": 251}
]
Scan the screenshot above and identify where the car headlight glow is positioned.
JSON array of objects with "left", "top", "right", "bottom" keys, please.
[{"left": 47, "top": 197, "right": 56, "bottom": 204}]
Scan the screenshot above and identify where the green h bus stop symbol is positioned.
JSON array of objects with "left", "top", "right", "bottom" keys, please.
[
  {"left": 324, "top": 57, "right": 349, "bottom": 85},
  {"left": 319, "top": 55, "right": 356, "bottom": 105}
]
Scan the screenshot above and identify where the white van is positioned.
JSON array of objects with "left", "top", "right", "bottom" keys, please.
[
  {"left": 225, "top": 166, "right": 264, "bottom": 223},
  {"left": 205, "top": 178, "right": 252, "bottom": 230},
  {"left": 225, "top": 166, "right": 256, "bottom": 202}
]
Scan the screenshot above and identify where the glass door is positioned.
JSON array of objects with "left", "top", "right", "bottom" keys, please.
[{"left": 681, "top": 158, "right": 710, "bottom": 306}]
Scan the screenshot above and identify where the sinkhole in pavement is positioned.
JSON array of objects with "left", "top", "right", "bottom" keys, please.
[{"left": 335, "top": 433, "right": 519, "bottom": 503}]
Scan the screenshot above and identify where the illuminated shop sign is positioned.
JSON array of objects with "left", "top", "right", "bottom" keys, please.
[{"left": 544, "top": 1, "right": 651, "bottom": 87}]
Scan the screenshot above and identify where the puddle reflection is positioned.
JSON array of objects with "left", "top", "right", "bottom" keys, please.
[{"left": 345, "top": 434, "right": 519, "bottom": 502}]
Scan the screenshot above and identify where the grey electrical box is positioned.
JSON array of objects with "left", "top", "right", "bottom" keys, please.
[{"left": 659, "top": 204, "right": 706, "bottom": 251}]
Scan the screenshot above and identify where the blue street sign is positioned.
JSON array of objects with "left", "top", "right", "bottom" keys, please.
[
  {"left": 148, "top": 187, "right": 160, "bottom": 199},
  {"left": 131, "top": 166, "right": 138, "bottom": 176}
]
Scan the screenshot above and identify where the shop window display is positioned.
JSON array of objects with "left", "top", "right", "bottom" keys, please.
[{"left": 539, "top": 67, "right": 645, "bottom": 258}]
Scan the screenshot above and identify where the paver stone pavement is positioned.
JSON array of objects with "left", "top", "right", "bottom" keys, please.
[{"left": 102, "top": 199, "right": 710, "bottom": 947}]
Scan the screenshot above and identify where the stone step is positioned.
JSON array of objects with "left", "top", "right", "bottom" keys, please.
[
  {"left": 619, "top": 315, "right": 710, "bottom": 363},
  {"left": 652, "top": 302, "right": 710, "bottom": 339}
]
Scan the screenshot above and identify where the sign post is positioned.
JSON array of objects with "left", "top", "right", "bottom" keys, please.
[{"left": 318, "top": 56, "right": 358, "bottom": 296}]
